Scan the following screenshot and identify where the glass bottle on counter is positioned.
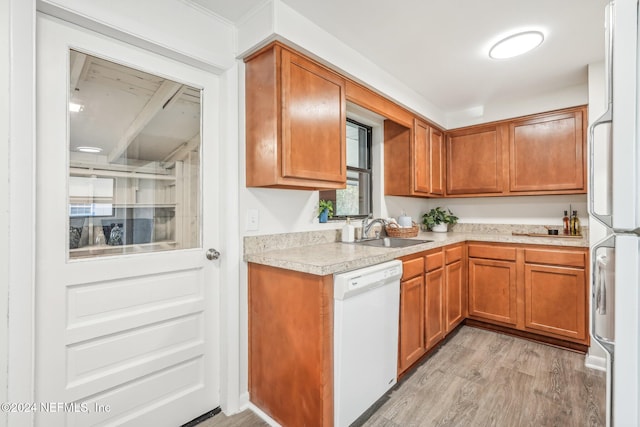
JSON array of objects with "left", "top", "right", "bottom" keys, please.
[
  {"left": 570, "top": 211, "right": 581, "bottom": 236},
  {"left": 563, "top": 210, "right": 570, "bottom": 235}
]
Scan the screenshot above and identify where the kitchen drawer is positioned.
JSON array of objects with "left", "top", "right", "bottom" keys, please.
[
  {"left": 468, "top": 244, "right": 516, "bottom": 261},
  {"left": 524, "top": 248, "right": 586, "bottom": 268},
  {"left": 445, "top": 245, "right": 463, "bottom": 264},
  {"left": 402, "top": 256, "right": 424, "bottom": 281},
  {"left": 425, "top": 250, "right": 443, "bottom": 271}
]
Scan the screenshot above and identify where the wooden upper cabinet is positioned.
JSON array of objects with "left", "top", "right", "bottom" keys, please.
[
  {"left": 430, "top": 127, "right": 444, "bottom": 195},
  {"left": 385, "top": 118, "right": 444, "bottom": 197},
  {"left": 245, "top": 42, "right": 346, "bottom": 189},
  {"left": 509, "top": 107, "right": 586, "bottom": 193},
  {"left": 445, "top": 106, "right": 587, "bottom": 197},
  {"left": 446, "top": 124, "right": 507, "bottom": 195},
  {"left": 414, "top": 119, "right": 431, "bottom": 193}
]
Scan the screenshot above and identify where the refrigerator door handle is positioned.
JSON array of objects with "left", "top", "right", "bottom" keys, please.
[
  {"left": 588, "top": 1, "right": 614, "bottom": 228},
  {"left": 589, "top": 105, "right": 614, "bottom": 229},
  {"left": 595, "top": 253, "right": 608, "bottom": 315},
  {"left": 591, "top": 235, "right": 615, "bottom": 356},
  {"left": 589, "top": 110, "right": 613, "bottom": 228}
]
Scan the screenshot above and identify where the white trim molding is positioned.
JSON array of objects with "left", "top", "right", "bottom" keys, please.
[
  {"left": 585, "top": 353, "right": 607, "bottom": 372},
  {"left": 6, "top": 1, "right": 37, "bottom": 426}
]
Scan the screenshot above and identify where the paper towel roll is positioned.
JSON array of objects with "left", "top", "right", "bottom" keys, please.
[{"left": 398, "top": 215, "right": 412, "bottom": 227}]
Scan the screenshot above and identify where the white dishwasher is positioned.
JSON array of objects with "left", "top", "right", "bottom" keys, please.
[{"left": 333, "top": 260, "right": 402, "bottom": 427}]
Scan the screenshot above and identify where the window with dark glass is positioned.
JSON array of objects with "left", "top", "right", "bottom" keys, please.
[{"left": 320, "top": 119, "right": 372, "bottom": 219}]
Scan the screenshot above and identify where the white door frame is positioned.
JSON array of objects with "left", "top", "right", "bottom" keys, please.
[
  {"left": 6, "top": 1, "right": 37, "bottom": 426},
  {"left": 6, "top": 3, "right": 241, "bottom": 426}
]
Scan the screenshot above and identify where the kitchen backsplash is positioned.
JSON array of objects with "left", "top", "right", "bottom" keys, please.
[{"left": 244, "top": 229, "right": 340, "bottom": 256}]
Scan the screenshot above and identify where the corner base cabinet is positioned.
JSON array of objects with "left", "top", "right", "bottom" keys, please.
[
  {"left": 467, "top": 243, "right": 589, "bottom": 346},
  {"left": 248, "top": 263, "right": 333, "bottom": 427}
]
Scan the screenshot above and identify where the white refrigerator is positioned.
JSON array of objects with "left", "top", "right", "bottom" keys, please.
[{"left": 590, "top": 1, "right": 640, "bottom": 426}]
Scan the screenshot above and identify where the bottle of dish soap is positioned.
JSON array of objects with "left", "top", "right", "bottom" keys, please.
[{"left": 342, "top": 217, "right": 355, "bottom": 242}]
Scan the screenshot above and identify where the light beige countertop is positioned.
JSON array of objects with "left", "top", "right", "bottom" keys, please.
[{"left": 244, "top": 227, "right": 589, "bottom": 276}]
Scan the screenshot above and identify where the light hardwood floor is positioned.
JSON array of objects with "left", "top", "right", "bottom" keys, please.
[{"left": 199, "top": 326, "right": 606, "bottom": 427}]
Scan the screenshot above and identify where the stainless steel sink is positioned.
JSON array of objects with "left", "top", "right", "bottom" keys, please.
[{"left": 353, "top": 238, "right": 433, "bottom": 248}]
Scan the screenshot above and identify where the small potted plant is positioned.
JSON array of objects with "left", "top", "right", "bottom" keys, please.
[
  {"left": 422, "top": 207, "right": 458, "bottom": 232},
  {"left": 318, "top": 200, "right": 334, "bottom": 223}
]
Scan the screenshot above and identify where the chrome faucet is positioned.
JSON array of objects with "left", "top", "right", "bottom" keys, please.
[
  {"left": 362, "top": 214, "right": 386, "bottom": 239},
  {"left": 361, "top": 213, "right": 372, "bottom": 235}
]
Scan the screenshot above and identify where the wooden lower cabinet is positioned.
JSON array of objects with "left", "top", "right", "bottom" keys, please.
[
  {"left": 399, "top": 275, "right": 426, "bottom": 372},
  {"left": 468, "top": 258, "right": 517, "bottom": 326},
  {"left": 425, "top": 268, "right": 445, "bottom": 350},
  {"left": 398, "top": 244, "right": 465, "bottom": 375},
  {"left": 467, "top": 242, "right": 589, "bottom": 346},
  {"left": 248, "top": 263, "right": 333, "bottom": 427},
  {"left": 445, "top": 259, "right": 465, "bottom": 332},
  {"left": 524, "top": 263, "right": 587, "bottom": 341}
]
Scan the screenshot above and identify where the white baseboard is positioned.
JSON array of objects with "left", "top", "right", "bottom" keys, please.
[
  {"left": 248, "top": 402, "right": 281, "bottom": 427},
  {"left": 238, "top": 391, "right": 250, "bottom": 410},
  {"left": 585, "top": 353, "right": 607, "bottom": 371}
]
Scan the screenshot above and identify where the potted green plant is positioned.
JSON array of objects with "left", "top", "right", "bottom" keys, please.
[
  {"left": 318, "top": 200, "right": 334, "bottom": 223},
  {"left": 422, "top": 207, "right": 458, "bottom": 232}
]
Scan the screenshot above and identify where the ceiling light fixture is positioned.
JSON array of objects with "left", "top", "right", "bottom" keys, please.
[
  {"left": 76, "top": 146, "right": 103, "bottom": 154},
  {"left": 69, "top": 102, "right": 84, "bottom": 112},
  {"left": 489, "top": 31, "right": 544, "bottom": 59}
]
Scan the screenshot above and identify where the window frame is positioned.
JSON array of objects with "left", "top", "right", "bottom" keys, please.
[{"left": 320, "top": 118, "right": 373, "bottom": 220}]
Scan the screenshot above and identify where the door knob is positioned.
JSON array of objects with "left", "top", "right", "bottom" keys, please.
[{"left": 206, "top": 248, "right": 221, "bottom": 260}]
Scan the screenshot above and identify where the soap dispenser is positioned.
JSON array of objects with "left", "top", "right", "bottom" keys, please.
[{"left": 342, "top": 217, "right": 355, "bottom": 243}]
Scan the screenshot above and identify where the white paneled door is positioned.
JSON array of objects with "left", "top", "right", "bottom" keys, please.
[{"left": 36, "top": 14, "right": 220, "bottom": 426}]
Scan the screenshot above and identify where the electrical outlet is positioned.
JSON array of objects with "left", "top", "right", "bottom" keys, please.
[{"left": 246, "top": 209, "right": 259, "bottom": 231}]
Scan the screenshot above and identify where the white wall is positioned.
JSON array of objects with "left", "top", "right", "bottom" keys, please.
[
  {"left": 446, "top": 83, "right": 589, "bottom": 129},
  {"left": 38, "top": 0, "right": 235, "bottom": 71},
  {"left": 385, "top": 194, "right": 588, "bottom": 228},
  {"left": 0, "top": 2, "right": 10, "bottom": 425},
  {"left": 237, "top": 0, "right": 446, "bottom": 127}
]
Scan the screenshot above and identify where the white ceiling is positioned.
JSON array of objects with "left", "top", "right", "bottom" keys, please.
[
  {"left": 194, "top": 0, "right": 609, "bottom": 115},
  {"left": 188, "top": 0, "right": 262, "bottom": 23},
  {"left": 70, "top": 50, "right": 201, "bottom": 165}
]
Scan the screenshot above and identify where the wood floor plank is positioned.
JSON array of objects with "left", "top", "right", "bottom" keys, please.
[
  {"left": 195, "top": 409, "right": 269, "bottom": 427},
  {"left": 199, "top": 326, "right": 606, "bottom": 427}
]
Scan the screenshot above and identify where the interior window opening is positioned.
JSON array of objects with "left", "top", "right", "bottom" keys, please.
[{"left": 320, "top": 118, "right": 373, "bottom": 219}]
